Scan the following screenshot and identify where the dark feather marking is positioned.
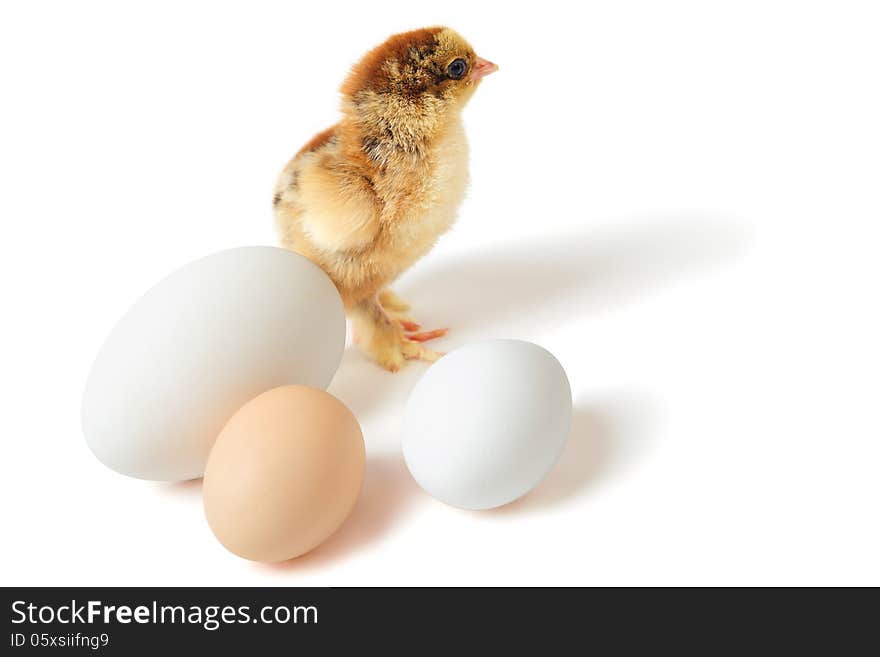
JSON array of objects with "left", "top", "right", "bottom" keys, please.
[{"left": 362, "top": 135, "right": 382, "bottom": 161}]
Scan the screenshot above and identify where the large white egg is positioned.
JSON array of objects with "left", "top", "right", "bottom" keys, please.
[
  {"left": 82, "top": 246, "right": 345, "bottom": 481},
  {"left": 402, "top": 340, "right": 572, "bottom": 510}
]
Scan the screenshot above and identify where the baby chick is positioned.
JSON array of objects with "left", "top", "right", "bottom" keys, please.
[{"left": 274, "top": 27, "right": 497, "bottom": 371}]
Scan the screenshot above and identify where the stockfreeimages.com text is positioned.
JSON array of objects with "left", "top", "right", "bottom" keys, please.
[{"left": 11, "top": 600, "right": 317, "bottom": 631}]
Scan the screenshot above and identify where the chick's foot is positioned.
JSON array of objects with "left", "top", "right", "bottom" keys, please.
[
  {"left": 351, "top": 297, "right": 446, "bottom": 372},
  {"left": 378, "top": 289, "right": 449, "bottom": 347}
]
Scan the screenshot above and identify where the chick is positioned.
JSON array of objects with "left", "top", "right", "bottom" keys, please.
[{"left": 274, "top": 27, "right": 498, "bottom": 371}]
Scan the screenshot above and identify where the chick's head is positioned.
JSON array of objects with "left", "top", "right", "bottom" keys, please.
[{"left": 341, "top": 27, "right": 497, "bottom": 129}]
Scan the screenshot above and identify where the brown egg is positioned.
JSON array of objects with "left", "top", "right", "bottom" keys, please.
[{"left": 203, "top": 385, "right": 365, "bottom": 562}]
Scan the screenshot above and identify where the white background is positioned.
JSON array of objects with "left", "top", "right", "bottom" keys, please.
[{"left": 2, "top": 1, "right": 878, "bottom": 586}]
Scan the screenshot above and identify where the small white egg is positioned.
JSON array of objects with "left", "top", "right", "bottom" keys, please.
[
  {"left": 82, "top": 246, "right": 345, "bottom": 481},
  {"left": 402, "top": 339, "right": 572, "bottom": 510}
]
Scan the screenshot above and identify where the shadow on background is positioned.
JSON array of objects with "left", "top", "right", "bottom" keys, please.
[
  {"left": 327, "top": 346, "right": 427, "bottom": 423},
  {"left": 489, "top": 394, "right": 658, "bottom": 516},
  {"left": 153, "top": 477, "right": 203, "bottom": 500},
  {"left": 330, "top": 211, "right": 750, "bottom": 419},
  {"left": 399, "top": 211, "right": 751, "bottom": 337}
]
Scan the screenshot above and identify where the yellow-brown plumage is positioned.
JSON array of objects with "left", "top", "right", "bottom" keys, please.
[{"left": 274, "top": 27, "right": 497, "bottom": 371}]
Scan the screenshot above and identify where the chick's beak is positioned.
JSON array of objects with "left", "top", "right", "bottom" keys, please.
[{"left": 470, "top": 56, "right": 499, "bottom": 82}]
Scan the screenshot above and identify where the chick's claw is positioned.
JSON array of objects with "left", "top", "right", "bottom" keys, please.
[
  {"left": 398, "top": 319, "right": 422, "bottom": 332},
  {"left": 406, "top": 328, "right": 449, "bottom": 343},
  {"left": 386, "top": 305, "right": 448, "bottom": 344},
  {"left": 402, "top": 340, "right": 444, "bottom": 363},
  {"left": 371, "top": 335, "right": 443, "bottom": 372}
]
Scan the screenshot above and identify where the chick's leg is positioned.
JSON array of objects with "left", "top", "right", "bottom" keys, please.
[
  {"left": 349, "top": 296, "right": 443, "bottom": 372},
  {"left": 378, "top": 288, "right": 410, "bottom": 313},
  {"left": 378, "top": 288, "right": 420, "bottom": 331}
]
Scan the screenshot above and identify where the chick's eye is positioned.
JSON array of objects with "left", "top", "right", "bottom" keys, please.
[{"left": 447, "top": 58, "right": 468, "bottom": 80}]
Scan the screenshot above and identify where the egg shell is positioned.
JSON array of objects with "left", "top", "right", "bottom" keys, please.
[
  {"left": 82, "top": 247, "right": 345, "bottom": 481},
  {"left": 203, "top": 385, "right": 365, "bottom": 562},
  {"left": 403, "top": 340, "right": 572, "bottom": 510}
]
